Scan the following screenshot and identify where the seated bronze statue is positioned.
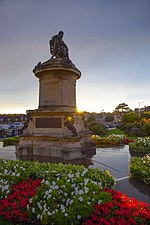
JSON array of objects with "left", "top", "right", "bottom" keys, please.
[{"left": 49, "top": 31, "right": 69, "bottom": 59}]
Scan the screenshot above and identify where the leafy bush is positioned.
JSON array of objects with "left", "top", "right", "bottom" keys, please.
[
  {"left": 92, "top": 134, "right": 125, "bottom": 146},
  {"left": 141, "top": 123, "right": 150, "bottom": 136},
  {"left": 88, "top": 122, "right": 107, "bottom": 136},
  {"left": 129, "top": 137, "right": 150, "bottom": 156},
  {"left": 83, "top": 189, "right": 150, "bottom": 225},
  {"left": 129, "top": 154, "right": 150, "bottom": 185},
  {"left": 0, "top": 159, "right": 115, "bottom": 224},
  {"left": 3, "top": 136, "right": 20, "bottom": 147},
  {"left": 0, "top": 160, "right": 149, "bottom": 225}
]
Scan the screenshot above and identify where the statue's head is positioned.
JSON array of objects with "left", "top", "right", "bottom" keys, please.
[{"left": 58, "top": 31, "right": 64, "bottom": 37}]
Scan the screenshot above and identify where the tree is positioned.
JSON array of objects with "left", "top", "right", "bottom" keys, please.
[
  {"left": 123, "top": 112, "right": 138, "bottom": 123},
  {"left": 114, "top": 103, "right": 131, "bottom": 114},
  {"left": 105, "top": 113, "right": 114, "bottom": 122},
  {"left": 88, "top": 121, "right": 107, "bottom": 136}
]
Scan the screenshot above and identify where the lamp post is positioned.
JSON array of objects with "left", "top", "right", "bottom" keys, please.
[{"left": 139, "top": 101, "right": 144, "bottom": 117}]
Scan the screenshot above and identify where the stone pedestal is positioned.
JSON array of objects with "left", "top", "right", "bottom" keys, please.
[{"left": 17, "top": 58, "right": 96, "bottom": 161}]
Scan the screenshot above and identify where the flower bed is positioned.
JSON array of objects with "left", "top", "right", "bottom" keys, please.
[
  {"left": 0, "top": 159, "right": 149, "bottom": 224},
  {"left": 83, "top": 189, "right": 150, "bottom": 225},
  {"left": 92, "top": 134, "right": 125, "bottom": 147},
  {"left": 129, "top": 137, "right": 150, "bottom": 157},
  {"left": 0, "top": 159, "right": 114, "bottom": 225},
  {"left": 129, "top": 154, "right": 150, "bottom": 185}
]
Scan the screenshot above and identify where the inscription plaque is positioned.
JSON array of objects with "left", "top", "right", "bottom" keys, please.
[{"left": 36, "top": 118, "right": 62, "bottom": 128}]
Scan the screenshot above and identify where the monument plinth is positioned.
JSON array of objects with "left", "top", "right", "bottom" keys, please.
[
  {"left": 16, "top": 31, "right": 96, "bottom": 162},
  {"left": 33, "top": 58, "right": 81, "bottom": 112}
]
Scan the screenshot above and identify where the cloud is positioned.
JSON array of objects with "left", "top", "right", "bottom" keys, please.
[{"left": 0, "top": 0, "right": 149, "bottom": 113}]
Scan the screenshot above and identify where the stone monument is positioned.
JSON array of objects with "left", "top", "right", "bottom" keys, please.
[{"left": 16, "top": 31, "right": 96, "bottom": 162}]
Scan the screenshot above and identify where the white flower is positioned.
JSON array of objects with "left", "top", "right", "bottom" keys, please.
[
  {"left": 66, "top": 198, "right": 70, "bottom": 206},
  {"left": 68, "top": 173, "right": 74, "bottom": 178},
  {"left": 45, "top": 190, "right": 49, "bottom": 195},
  {"left": 52, "top": 181, "right": 56, "bottom": 185},
  {"left": 71, "top": 191, "right": 74, "bottom": 196},
  {"left": 79, "top": 196, "right": 83, "bottom": 202},
  {"left": 32, "top": 207, "right": 35, "bottom": 213},
  {"left": 37, "top": 214, "right": 41, "bottom": 219},
  {"left": 52, "top": 210, "right": 55, "bottom": 215},
  {"left": 84, "top": 179, "right": 89, "bottom": 186},
  {"left": 78, "top": 189, "right": 84, "bottom": 195},
  {"left": 69, "top": 200, "right": 73, "bottom": 205},
  {"left": 84, "top": 187, "right": 89, "bottom": 193},
  {"left": 4, "top": 169, "right": 8, "bottom": 174},
  {"left": 48, "top": 211, "right": 52, "bottom": 216},
  {"left": 45, "top": 180, "right": 50, "bottom": 185},
  {"left": 64, "top": 213, "right": 68, "bottom": 217},
  {"left": 60, "top": 205, "right": 65, "bottom": 213},
  {"left": 98, "top": 199, "right": 102, "bottom": 204},
  {"left": 29, "top": 197, "right": 33, "bottom": 203},
  {"left": 6, "top": 190, "right": 10, "bottom": 194},
  {"left": 77, "top": 215, "right": 81, "bottom": 219}
]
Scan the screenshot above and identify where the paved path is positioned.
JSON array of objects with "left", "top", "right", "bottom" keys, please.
[
  {"left": 91, "top": 145, "right": 150, "bottom": 204},
  {"left": 0, "top": 144, "right": 150, "bottom": 204},
  {"left": 0, "top": 144, "right": 16, "bottom": 160}
]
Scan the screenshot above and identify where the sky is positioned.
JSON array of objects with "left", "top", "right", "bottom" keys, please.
[{"left": 0, "top": 0, "right": 150, "bottom": 114}]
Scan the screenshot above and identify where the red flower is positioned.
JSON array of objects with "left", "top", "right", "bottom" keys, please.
[
  {"left": 0, "top": 178, "right": 42, "bottom": 223},
  {"left": 83, "top": 189, "right": 150, "bottom": 225}
]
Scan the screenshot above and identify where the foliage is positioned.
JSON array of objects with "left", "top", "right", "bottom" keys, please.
[
  {"left": 0, "top": 160, "right": 115, "bottom": 189},
  {"left": 141, "top": 112, "right": 150, "bottom": 119},
  {"left": 0, "top": 159, "right": 115, "bottom": 225},
  {"left": 86, "top": 113, "right": 107, "bottom": 136},
  {"left": 92, "top": 134, "right": 125, "bottom": 146},
  {"left": 125, "top": 123, "right": 141, "bottom": 137},
  {"left": 88, "top": 122, "right": 107, "bottom": 136},
  {"left": 3, "top": 136, "right": 20, "bottom": 147},
  {"left": 140, "top": 117, "right": 150, "bottom": 125},
  {"left": 105, "top": 113, "right": 114, "bottom": 122},
  {"left": 129, "top": 154, "right": 150, "bottom": 185},
  {"left": 29, "top": 178, "right": 111, "bottom": 225},
  {"left": 82, "top": 189, "right": 150, "bottom": 225},
  {"left": 123, "top": 112, "right": 139, "bottom": 123},
  {"left": 129, "top": 137, "right": 150, "bottom": 156},
  {"left": 141, "top": 123, "right": 150, "bottom": 136},
  {"left": 0, "top": 160, "right": 149, "bottom": 225},
  {"left": 114, "top": 103, "right": 131, "bottom": 113},
  {"left": 86, "top": 115, "right": 96, "bottom": 123}
]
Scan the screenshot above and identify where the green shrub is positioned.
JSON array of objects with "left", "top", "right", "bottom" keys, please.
[
  {"left": 129, "top": 154, "right": 150, "bottom": 185},
  {"left": 88, "top": 122, "right": 107, "bottom": 136},
  {"left": 0, "top": 160, "right": 115, "bottom": 189},
  {"left": 3, "top": 136, "right": 20, "bottom": 147},
  {"left": 129, "top": 137, "right": 150, "bottom": 156},
  {"left": 92, "top": 134, "right": 125, "bottom": 146},
  {"left": 0, "top": 159, "right": 115, "bottom": 225}
]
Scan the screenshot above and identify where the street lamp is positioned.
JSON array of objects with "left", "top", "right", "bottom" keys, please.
[{"left": 139, "top": 101, "right": 144, "bottom": 117}]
